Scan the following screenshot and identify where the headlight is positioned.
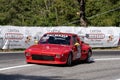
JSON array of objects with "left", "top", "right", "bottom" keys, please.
[
  {"left": 25, "top": 52, "right": 31, "bottom": 56},
  {"left": 56, "top": 54, "right": 64, "bottom": 58},
  {"left": 56, "top": 54, "right": 61, "bottom": 58}
]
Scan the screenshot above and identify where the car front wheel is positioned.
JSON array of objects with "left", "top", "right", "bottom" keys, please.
[{"left": 66, "top": 54, "right": 72, "bottom": 66}]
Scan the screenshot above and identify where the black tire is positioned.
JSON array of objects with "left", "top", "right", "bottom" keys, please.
[
  {"left": 85, "top": 51, "right": 92, "bottom": 63},
  {"left": 27, "top": 62, "right": 32, "bottom": 64},
  {"left": 66, "top": 54, "right": 72, "bottom": 66}
]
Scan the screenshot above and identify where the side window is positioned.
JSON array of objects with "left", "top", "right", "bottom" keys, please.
[{"left": 72, "top": 35, "right": 77, "bottom": 45}]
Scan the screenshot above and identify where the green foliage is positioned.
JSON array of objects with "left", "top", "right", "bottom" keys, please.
[
  {"left": 0, "top": 0, "right": 119, "bottom": 26},
  {"left": 86, "top": 0, "right": 120, "bottom": 26}
]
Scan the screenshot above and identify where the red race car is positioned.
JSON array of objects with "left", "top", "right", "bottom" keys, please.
[{"left": 24, "top": 32, "right": 92, "bottom": 66}]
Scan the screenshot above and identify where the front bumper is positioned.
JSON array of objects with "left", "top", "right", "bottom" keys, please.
[
  {"left": 25, "top": 54, "right": 67, "bottom": 65},
  {"left": 26, "top": 59, "right": 67, "bottom": 65}
]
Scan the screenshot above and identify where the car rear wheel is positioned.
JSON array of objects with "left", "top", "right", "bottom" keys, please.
[
  {"left": 85, "top": 50, "right": 92, "bottom": 63},
  {"left": 66, "top": 54, "right": 72, "bottom": 66}
]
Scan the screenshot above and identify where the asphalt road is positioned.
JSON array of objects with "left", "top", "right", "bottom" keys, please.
[{"left": 0, "top": 50, "right": 120, "bottom": 80}]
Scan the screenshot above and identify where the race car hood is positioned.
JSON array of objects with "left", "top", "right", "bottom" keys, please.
[{"left": 25, "top": 44, "right": 71, "bottom": 54}]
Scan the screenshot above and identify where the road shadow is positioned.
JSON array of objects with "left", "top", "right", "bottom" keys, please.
[
  {"left": 71, "top": 58, "right": 95, "bottom": 67},
  {"left": 0, "top": 74, "right": 81, "bottom": 80}
]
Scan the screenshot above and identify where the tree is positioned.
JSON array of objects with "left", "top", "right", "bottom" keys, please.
[
  {"left": 77, "top": 0, "right": 88, "bottom": 27},
  {"left": 0, "top": 0, "right": 119, "bottom": 26}
]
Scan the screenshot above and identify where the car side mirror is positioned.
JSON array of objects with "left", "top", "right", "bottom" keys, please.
[{"left": 74, "top": 42, "right": 80, "bottom": 46}]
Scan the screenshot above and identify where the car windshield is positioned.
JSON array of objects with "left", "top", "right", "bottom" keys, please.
[{"left": 39, "top": 34, "right": 71, "bottom": 45}]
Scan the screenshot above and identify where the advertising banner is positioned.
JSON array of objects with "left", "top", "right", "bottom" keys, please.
[
  {"left": 117, "top": 27, "right": 120, "bottom": 46},
  {"left": 0, "top": 26, "right": 25, "bottom": 49},
  {"left": 83, "top": 27, "right": 119, "bottom": 47},
  {"left": 0, "top": 26, "right": 119, "bottom": 49}
]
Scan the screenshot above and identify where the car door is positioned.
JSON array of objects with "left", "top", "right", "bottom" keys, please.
[{"left": 72, "top": 35, "right": 81, "bottom": 59}]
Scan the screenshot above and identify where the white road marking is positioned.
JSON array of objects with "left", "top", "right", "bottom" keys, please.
[
  {"left": 0, "top": 58, "right": 120, "bottom": 71},
  {"left": 116, "top": 79, "right": 120, "bottom": 80},
  {"left": 0, "top": 64, "right": 33, "bottom": 71},
  {"left": 95, "top": 58, "right": 120, "bottom": 61}
]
